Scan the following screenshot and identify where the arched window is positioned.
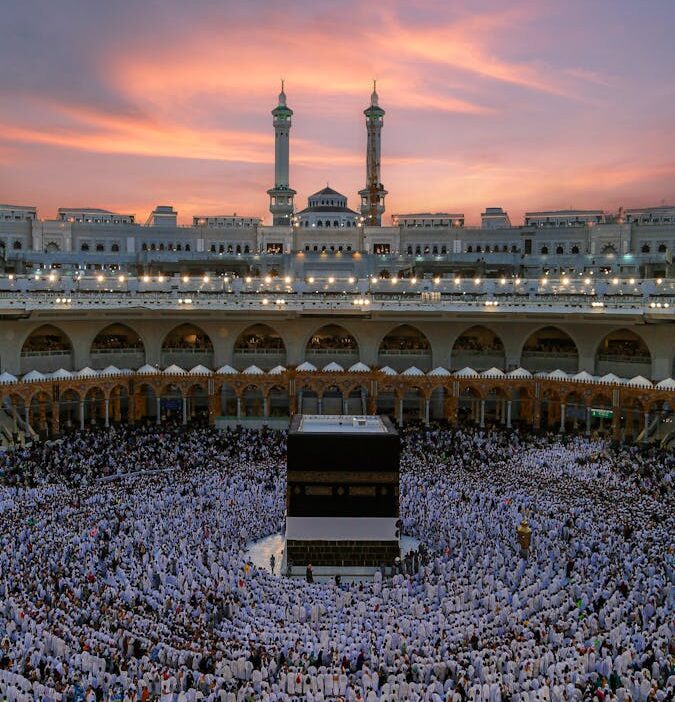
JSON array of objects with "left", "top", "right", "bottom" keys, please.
[
  {"left": 511, "top": 245, "right": 518, "bottom": 253},
  {"left": 244, "top": 245, "right": 250, "bottom": 253},
  {"left": 317, "top": 220, "right": 323, "bottom": 227},
  {"left": 185, "top": 244, "right": 191, "bottom": 252},
  {"left": 658, "top": 243, "right": 667, "bottom": 253},
  {"left": 111, "top": 243, "right": 120, "bottom": 252},
  {"left": 541, "top": 246, "right": 549, "bottom": 255},
  {"left": 80, "top": 242, "right": 89, "bottom": 252},
  {"left": 151, "top": 244, "right": 156, "bottom": 251},
  {"left": 176, "top": 244, "right": 182, "bottom": 251},
  {"left": 159, "top": 243, "right": 165, "bottom": 251},
  {"left": 96, "top": 243, "right": 105, "bottom": 252},
  {"left": 13, "top": 240, "right": 23, "bottom": 250},
  {"left": 641, "top": 243, "right": 650, "bottom": 253},
  {"left": 476, "top": 245, "right": 482, "bottom": 253},
  {"left": 333, "top": 220, "right": 339, "bottom": 227},
  {"left": 466, "top": 246, "right": 472, "bottom": 253},
  {"left": 556, "top": 245, "right": 564, "bottom": 254},
  {"left": 142, "top": 243, "right": 148, "bottom": 251},
  {"left": 236, "top": 245, "right": 241, "bottom": 254},
  {"left": 571, "top": 245, "right": 579, "bottom": 254},
  {"left": 441, "top": 245, "right": 447, "bottom": 254},
  {"left": 407, "top": 245, "right": 413, "bottom": 255},
  {"left": 325, "top": 220, "right": 331, "bottom": 228}
]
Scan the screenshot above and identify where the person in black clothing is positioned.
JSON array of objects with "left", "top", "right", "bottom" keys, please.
[{"left": 306, "top": 564, "right": 314, "bottom": 583}]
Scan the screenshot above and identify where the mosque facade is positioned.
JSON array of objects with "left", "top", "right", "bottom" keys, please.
[{"left": 0, "top": 86, "right": 673, "bottom": 447}]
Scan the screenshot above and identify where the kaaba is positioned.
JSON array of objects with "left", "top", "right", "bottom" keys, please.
[{"left": 285, "top": 414, "right": 400, "bottom": 570}]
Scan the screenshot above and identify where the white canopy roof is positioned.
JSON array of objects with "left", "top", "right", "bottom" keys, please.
[
  {"left": 100, "top": 365, "right": 122, "bottom": 376},
  {"left": 379, "top": 366, "right": 397, "bottom": 376},
  {"left": 268, "top": 365, "right": 287, "bottom": 375},
  {"left": 243, "top": 365, "right": 264, "bottom": 375},
  {"left": 296, "top": 361, "right": 317, "bottom": 372},
  {"left": 323, "top": 361, "right": 344, "bottom": 372},
  {"left": 0, "top": 372, "right": 18, "bottom": 384},
  {"left": 402, "top": 366, "right": 425, "bottom": 376},
  {"left": 572, "top": 371, "right": 596, "bottom": 383},
  {"left": 547, "top": 369, "right": 568, "bottom": 379},
  {"left": 137, "top": 364, "right": 158, "bottom": 375},
  {"left": 656, "top": 377, "right": 675, "bottom": 389},
  {"left": 506, "top": 367, "right": 532, "bottom": 378},
  {"left": 626, "top": 375, "right": 652, "bottom": 388},
  {"left": 163, "top": 364, "right": 187, "bottom": 375},
  {"left": 480, "top": 367, "right": 504, "bottom": 378},
  {"left": 50, "top": 368, "right": 74, "bottom": 379},
  {"left": 23, "top": 370, "right": 46, "bottom": 382},
  {"left": 188, "top": 364, "right": 213, "bottom": 375},
  {"left": 348, "top": 362, "right": 370, "bottom": 373},
  {"left": 216, "top": 364, "right": 238, "bottom": 375},
  {"left": 76, "top": 367, "right": 99, "bottom": 378},
  {"left": 598, "top": 372, "right": 623, "bottom": 384},
  {"left": 428, "top": 366, "right": 451, "bottom": 376},
  {"left": 454, "top": 367, "right": 478, "bottom": 378}
]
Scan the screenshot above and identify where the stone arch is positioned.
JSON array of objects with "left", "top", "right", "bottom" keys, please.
[
  {"left": 233, "top": 323, "right": 287, "bottom": 370},
  {"left": 161, "top": 323, "right": 214, "bottom": 369},
  {"left": 450, "top": 325, "right": 506, "bottom": 371},
  {"left": 458, "top": 384, "right": 482, "bottom": 425},
  {"left": 268, "top": 384, "right": 290, "bottom": 417},
  {"left": 304, "top": 323, "right": 360, "bottom": 367},
  {"left": 595, "top": 328, "right": 652, "bottom": 378},
  {"left": 520, "top": 326, "right": 579, "bottom": 373},
  {"left": 378, "top": 324, "right": 432, "bottom": 372},
  {"left": 89, "top": 323, "right": 146, "bottom": 370},
  {"left": 20, "top": 324, "right": 74, "bottom": 374},
  {"left": 242, "top": 384, "right": 265, "bottom": 417}
]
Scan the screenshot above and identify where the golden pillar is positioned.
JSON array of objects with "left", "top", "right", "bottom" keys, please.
[{"left": 517, "top": 518, "right": 532, "bottom": 557}]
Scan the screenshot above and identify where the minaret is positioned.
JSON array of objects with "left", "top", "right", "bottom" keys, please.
[
  {"left": 267, "top": 81, "right": 296, "bottom": 226},
  {"left": 359, "top": 81, "right": 388, "bottom": 226}
]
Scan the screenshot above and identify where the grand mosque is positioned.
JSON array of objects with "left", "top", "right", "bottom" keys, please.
[{"left": 0, "top": 84, "right": 672, "bottom": 447}]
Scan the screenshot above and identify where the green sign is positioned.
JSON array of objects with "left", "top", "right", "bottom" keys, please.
[{"left": 591, "top": 408, "right": 613, "bottom": 419}]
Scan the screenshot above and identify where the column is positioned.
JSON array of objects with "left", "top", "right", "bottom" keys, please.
[
  {"left": 642, "top": 411, "right": 649, "bottom": 442},
  {"left": 25, "top": 406, "right": 31, "bottom": 434},
  {"left": 506, "top": 400, "right": 512, "bottom": 428},
  {"left": 38, "top": 401, "right": 47, "bottom": 434},
  {"left": 51, "top": 404, "right": 60, "bottom": 437},
  {"left": 342, "top": 396, "right": 347, "bottom": 415},
  {"left": 236, "top": 396, "right": 242, "bottom": 419},
  {"left": 112, "top": 388, "right": 121, "bottom": 422},
  {"left": 298, "top": 389, "right": 303, "bottom": 414},
  {"left": 317, "top": 397, "right": 323, "bottom": 415},
  {"left": 155, "top": 396, "right": 161, "bottom": 425},
  {"left": 182, "top": 397, "right": 188, "bottom": 425},
  {"left": 79, "top": 400, "right": 85, "bottom": 430},
  {"left": 585, "top": 406, "right": 591, "bottom": 436},
  {"left": 104, "top": 398, "right": 110, "bottom": 428},
  {"left": 263, "top": 396, "right": 270, "bottom": 418},
  {"left": 612, "top": 406, "right": 621, "bottom": 442},
  {"left": 398, "top": 398, "right": 403, "bottom": 427},
  {"left": 559, "top": 403, "right": 566, "bottom": 433},
  {"left": 479, "top": 399, "right": 485, "bottom": 428}
]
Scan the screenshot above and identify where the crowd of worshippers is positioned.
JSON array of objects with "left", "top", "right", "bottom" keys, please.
[{"left": 0, "top": 422, "right": 672, "bottom": 702}]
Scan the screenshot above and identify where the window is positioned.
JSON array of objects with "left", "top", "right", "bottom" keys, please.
[
  {"left": 96, "top": 244, "right": 105, "bottom": 252},
  {"left": 159, "top": 243, "right": 165, "bottom": 251},
  {"left": 571, "top": 245, "right": 579, "bottom": 254},
  {"left": 210, "top": 244, "right": 216, "bottom": 253},
  {"left": 476, "top": 246, "right": 482, "bottom": 253},
  {"left": 244, "top": 245, "right": 250, "bottom": 253},
  {"left": 325, "top": 221, "right": 331, "bottom": 228},
  {"left": 441, "top": 246, "right": 447, "bottom": 254},
  {"left": 467, "top": 246, "right": 473, "bottom": 253},
  {"left": 432, "top": 246, "right": 438, "bottom": 254},
  {"left": 641, "top": 244, "right": 650, "bottom": 253},
  {"left": 185, "top": 244, "right": 191, "bottom": 252},
  {"left": 111, "top": 243, "right": 120, "bottom": 252},
  {"left": 142, "top": 243, "right": 148, "bottom": 251},
  {"left": 317, "top": 220, "right": 323, "bottom": 227},
  {"left": 541, "top": 246, "right": 549, "bottom": 255},
  {"left": 658, "top": 243, "right": 667, "bottom": 253},
  {"left": 556, "top": 245, "right": 564, "bottom": 255},
  {"left": 236, "top": 245, "right": 241, "bottom": 254},
  {"left": 80, "top": 243, "right": 89, "bottom": 252},
  {"left": 219, "top": 244, "right": 224, "bottom": 253},
  {"left": 150, "top": 244, "right": 156, "bottom": 251},
  {"left": 333, "top": 220, "right": 339, "bottom": 227}
]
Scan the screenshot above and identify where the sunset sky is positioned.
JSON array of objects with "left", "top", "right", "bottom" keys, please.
[{"left": 1, "top": 0, "right": 674, "bottom": 225}]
